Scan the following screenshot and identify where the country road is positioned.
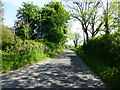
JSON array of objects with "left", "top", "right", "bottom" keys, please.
[{"left": 1, "top": 50, "right": 109, "bottom": 89}]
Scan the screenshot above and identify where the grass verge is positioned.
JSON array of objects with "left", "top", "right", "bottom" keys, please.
[
  {"left": 1, "top": 50, "right": 62, "bottom": 74},
  {"left": 76, "top": 49, "right": 120, "bottom": 90}
]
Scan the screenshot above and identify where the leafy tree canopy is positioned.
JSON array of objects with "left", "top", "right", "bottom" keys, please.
[
  {"left": 14, "top": 2, "right": 41, "bottom": 40},
  {"left": 14, "top": 1, "right": 70, "bottom": 44},
  {"left": 41, "top": 1, "right": 70, "bottom": 44}
]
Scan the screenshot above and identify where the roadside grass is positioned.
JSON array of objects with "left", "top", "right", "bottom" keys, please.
[
  {"left": 76, "top": 50, "right": 120, "bottom": 90},
  {"left": 1, "top": 48, "right": 62, "bottom": 73},
  {"left": 1, "top": 39, "right": 63, "bottom": 73},
  {"left": 2, "top": 50, "right": 46, "bottom": 73}
]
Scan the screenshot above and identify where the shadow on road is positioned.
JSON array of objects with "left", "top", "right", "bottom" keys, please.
[{"left": 1, "top": 50, "right": 108, "bottom": 89}]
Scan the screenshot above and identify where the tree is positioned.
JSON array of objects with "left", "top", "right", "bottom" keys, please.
[
  {"left": 15, "top": 1, "right": 70, "bottom": 44},
  {"left": 89, "top": 3, "right": 104, "bottom": 37},
  {"left": 14, "top": 2, "right": 41, "bottom": 40},
  {"left": 73, "top": 32, "right": 81, "bottom": 48},
  {"left": 118, "top": 1, "right": 120, "bottom": 32},
  {"left": 104, "top": 1, "right": 119, "bottom": 33},
  {"left": 41, "top": 1, "right": 70, "bottom": 44},
  {"left": 64, "top": 0, "right": 102, "bottom": 44},
  {"left": 89, "top": 0, "right": 119, "bottom": 35},
  {"left": 104, "top": 0, "right": 109, "bottom": 34}
]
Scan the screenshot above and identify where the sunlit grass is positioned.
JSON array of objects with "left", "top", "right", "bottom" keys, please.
[{"left": 1, "top": 48, "right": 62, "bottom": 73}]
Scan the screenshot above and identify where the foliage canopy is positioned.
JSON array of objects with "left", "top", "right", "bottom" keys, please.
[{"left": 14, "top": 2, "right": 70, "bottom": 44}]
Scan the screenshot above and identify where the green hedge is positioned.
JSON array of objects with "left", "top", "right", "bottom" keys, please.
[
  {"left": 76, "top": 49, "right": 120, "bottom": 89},
  {"left": 2, "top": 40, "right": 47, "bottom": 73},
  {"left": 76, "top": 32, "right": 120, "bottom": 89},
  {"left": 82, "top": 33, "right": 120, "bottom": 67},
  {"left": 1, "top": 26, "right": 22, "bottom": 51},
  {"left": 38, "top": 39, "right": 64, "bottom": 57}
]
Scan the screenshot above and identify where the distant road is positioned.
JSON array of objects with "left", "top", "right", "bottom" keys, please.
[{"left": 1, "top": 50, "right": 108, "bottom": 89}]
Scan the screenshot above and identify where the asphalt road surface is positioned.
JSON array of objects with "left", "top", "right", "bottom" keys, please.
[{"left": 1, "top": 50, "right": 109, "bottom": 89}]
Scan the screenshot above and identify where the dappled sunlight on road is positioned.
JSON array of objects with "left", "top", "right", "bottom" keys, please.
[{"left": 1, "top": 50, "right": 107, "bottom": 88}]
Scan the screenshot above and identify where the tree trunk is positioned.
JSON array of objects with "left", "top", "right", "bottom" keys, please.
[
  {"left": 75, "top": 43, "right": 77, "bottom": 48},
  {"left": 105, "top": 0, "right": 110, "bottom": 35},
  {"left": 84, "top": 29, "right": 89, "bottom": 44},
  {"left": 118, "top": 1, "right": 120, "bottom": 32},
  {"left": 92, "top": 32, "right": 95, "bottom": 37},
  {"left": 105, "top": 19, "right": 110, "bottom": 34}
]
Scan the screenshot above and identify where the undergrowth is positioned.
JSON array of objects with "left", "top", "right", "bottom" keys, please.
[
  {"left": 76, "top": 32, "right": 120, "bottom": 89},
  {"left": 1, "top": 26, "right": 63, "bottom": 73}
]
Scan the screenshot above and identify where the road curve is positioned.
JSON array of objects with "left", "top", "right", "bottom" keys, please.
[{"left": 1, "top": 50, "right": 109, "bottom": 89}]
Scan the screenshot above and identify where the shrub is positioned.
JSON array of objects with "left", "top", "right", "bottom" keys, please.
[
  {"left": 82, "top": 33, "right": 120, "bottom": 67},
  {"left": 38, "top": 38, "right": 63, "bottom": 53},
  {"left": 1, "top": 26, "right": 22, "bottom": 51},
  {"left": 77, "top": 49, "right": 120, "bottom": 89},
  {"left": 1, "top": 40, "right": 47, "bottom": 73},
  {"left": 76, "top": 32, "right": 120, "bottom": 89},
  {"left": 1, "top": 26, "right": 64, "bottom": 73}
]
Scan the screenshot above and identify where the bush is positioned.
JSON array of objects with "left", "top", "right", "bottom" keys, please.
[
  {"left": 1, "top": 26, "right": 64, "bottom": 73},
  {"left": 38, "top": 39, "right": 63, "bottom": 54},
  {"left": 77, "top": 47, "right": 120, "bottom": 89},
  {"left": 1, "top": 40, "right": 47, "bottom": 73},
  {"left": 1, "top": 26, "right": 22, "bottom": 51},
  {"left": 82, "top": 33, "right": 120, "bottom": 67},
  {"left": 76, "top": 32, "right": 120, "bottom": 89}
]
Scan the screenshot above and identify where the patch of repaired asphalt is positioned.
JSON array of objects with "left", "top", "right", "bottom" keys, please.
[{"left": 1, "top": 50, "right": 108, "bottom": 89}]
